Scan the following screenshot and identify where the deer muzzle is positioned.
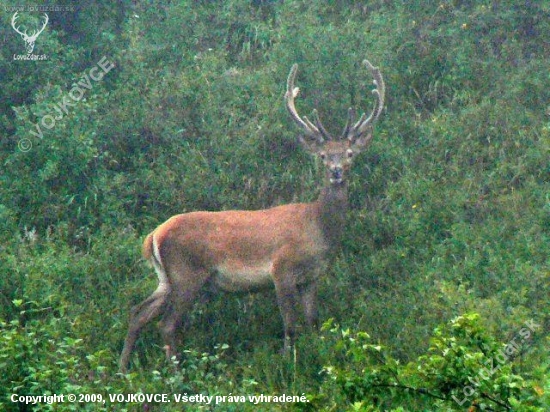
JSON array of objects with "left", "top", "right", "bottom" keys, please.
[{"left": 330, "top": 167, "right": 344, "bottom": 183}]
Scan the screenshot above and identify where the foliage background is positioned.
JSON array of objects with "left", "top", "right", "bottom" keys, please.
[{"left": 0, "top": 1, "right": 548, "bottom": 410}]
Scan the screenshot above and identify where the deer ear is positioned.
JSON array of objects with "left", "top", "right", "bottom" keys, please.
[
  {"left": 298, "top": 135, "right": 324, "bottom": 155},
  {"left": 349, "top": 130, "right": 374, "bottom": 153}
]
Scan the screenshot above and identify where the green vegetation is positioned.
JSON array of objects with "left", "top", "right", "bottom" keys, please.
[{"left": 1, "top": 1, "right": 548, "bottom": 410}]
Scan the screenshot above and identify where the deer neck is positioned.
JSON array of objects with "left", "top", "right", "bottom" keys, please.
[{"left": 316, "top": 181, "right": 348, "bottom": 247}]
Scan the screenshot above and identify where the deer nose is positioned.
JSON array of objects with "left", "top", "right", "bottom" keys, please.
[{"left": 331, "top": 167, "right": 343, "bottom": 180}]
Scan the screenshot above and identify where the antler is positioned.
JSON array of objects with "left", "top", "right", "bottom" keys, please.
[
  {"left": 286, "top": 60, "right": 385, "bottom": 146},
  {"left": 11, "top": 12, "right": 48, "bottom": 39},
  {"left": 33, "top": 13, "right": 49, "bottom": 39},
  {"left": 11, "top": 12, "right": 27, "bottom": 37},
  {"left": 342, "top": 59, "right": 385, "bottom": 144},
  {"left": 285, "top": 64, "right": 332, "bottom": 144}
]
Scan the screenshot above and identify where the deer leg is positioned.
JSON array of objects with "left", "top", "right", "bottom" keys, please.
[
  {"left": 120, "top": 285, "right": 169, "bottom": 373},
  {"left": 274, "top": 278, "right": 299, "bottom": 353},
  {"left": 159, "top": 272, "right": 207, "bottom": 363},
  {"left": 299, "top": 281, "right": 319, "bottom": 330}
]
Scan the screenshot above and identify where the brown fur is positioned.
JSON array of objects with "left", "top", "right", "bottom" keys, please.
[
  {"left": 119, "top": 60, "right": 384, "bottom": 372},
  {"left": 142, "top": 232, "right": 154, "bottom": 261}
]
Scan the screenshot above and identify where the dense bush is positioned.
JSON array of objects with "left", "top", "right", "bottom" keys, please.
[
  {"left": 313, "top": 314, "right": 548, "bottom": 411},
  {"left": 1, "top": 1, "right": 548, "bottom": 410}
]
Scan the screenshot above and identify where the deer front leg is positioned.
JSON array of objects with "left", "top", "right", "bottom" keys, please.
[
  {"left": 299, "top": 281, "right": 319, "bottom": 330},
  {"left": 274, "top": 277, "right": 298, "bottom": 353}
]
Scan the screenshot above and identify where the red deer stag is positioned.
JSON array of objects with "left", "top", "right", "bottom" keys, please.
[{"left": 120, "top": 59, "right": 385, "bottom": 372}]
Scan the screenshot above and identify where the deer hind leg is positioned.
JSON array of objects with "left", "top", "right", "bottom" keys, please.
[
  {"left": 119, "top": 283, "right": 169, "bottom": 373},
  {"left": 159, "top": 267, "right": 209, "bottom": 363}
]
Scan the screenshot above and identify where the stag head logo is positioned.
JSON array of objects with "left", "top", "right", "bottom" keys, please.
[{"left": 11, "top": 12, "right": 49, "bottom": 55}]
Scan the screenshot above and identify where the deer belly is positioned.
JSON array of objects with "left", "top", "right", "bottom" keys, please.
[{"left": 212, "top": 261, "right": 274, "bottom": 292}]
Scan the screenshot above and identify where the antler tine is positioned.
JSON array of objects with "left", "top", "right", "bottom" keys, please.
[
  {"left": 312, "top": 109, "right": 332, "bottom": 141},
  {"left": 301, "top": 114, "right": 320, "bottom": 134},
  {"left": 345, "top": 59, "right": 385, "bottom": 141},
  {"left": 34, "top": 13, "right": 49, "bottom": 37},
  {"left": 341, "top": 107, "right": 356, "bottom": 140},
  {"left": 285, "top": 64, "right": 328, "bottom": 143},
  {"left": 364, "top": 59, "right": 385, "bottom": 121},
  {"left": 11, "top": 12, "right": 26, "bottom": 36}
]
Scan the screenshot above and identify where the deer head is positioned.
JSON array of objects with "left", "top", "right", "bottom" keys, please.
[
  {"left": 11, "top": 12, "right": 49, "bottom": 55},
  {"left": 285, "top": 60, "right": 385, "bottom": 185}
]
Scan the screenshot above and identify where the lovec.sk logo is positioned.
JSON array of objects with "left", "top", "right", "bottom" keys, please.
[{"left": 11, "top": 11, "right": 48, "bottom": 60}]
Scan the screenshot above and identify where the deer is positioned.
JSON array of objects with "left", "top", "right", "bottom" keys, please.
[
  {"left": 11, "top": 12, "right": 49, "bottom": 55},
  {"left": 119, "top": 59, "right": 385, "bottom": 372}
]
